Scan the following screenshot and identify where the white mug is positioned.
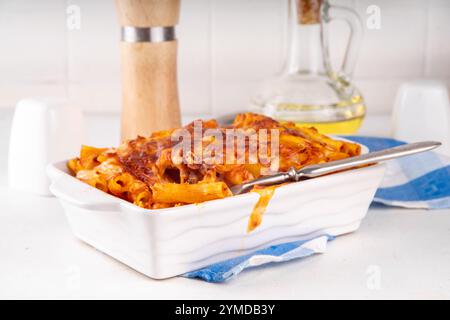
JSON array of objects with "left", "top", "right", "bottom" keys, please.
[
  {"left": 392, "top": 80, "right": 450, "bottom": 156},
  {"left": 8, "top": 99, "right": 85, "bottom": 196}
]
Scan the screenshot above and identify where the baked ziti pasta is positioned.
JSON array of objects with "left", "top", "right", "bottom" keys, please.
[{"left": 68, "top": 113, "right": 361, "bottom": 213}]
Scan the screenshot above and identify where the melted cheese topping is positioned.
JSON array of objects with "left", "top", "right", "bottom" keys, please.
[{"left": 68, "top": 113, "right": 361, "bottom": 211}]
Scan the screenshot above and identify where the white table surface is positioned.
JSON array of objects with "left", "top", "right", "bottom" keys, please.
[{"left": 1, "top": 111, "right": 449, "bottom": 300}]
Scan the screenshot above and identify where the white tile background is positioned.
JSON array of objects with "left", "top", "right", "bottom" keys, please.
[{"left": 0, "top": 0, "right": 449, "bottom": 117}]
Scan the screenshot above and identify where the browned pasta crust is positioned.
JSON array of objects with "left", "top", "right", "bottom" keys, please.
[{"left": 67, "top": 113, "right": 361, "bottom": 209}]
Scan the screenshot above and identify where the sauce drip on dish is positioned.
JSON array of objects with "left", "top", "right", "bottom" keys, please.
[{"left": 247, "top": 186, "right": 277, "bottom": 232}]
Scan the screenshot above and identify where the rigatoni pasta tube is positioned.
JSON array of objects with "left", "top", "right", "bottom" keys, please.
[{"left": 151, "top": 182, "right": 232, "bottom": 204}]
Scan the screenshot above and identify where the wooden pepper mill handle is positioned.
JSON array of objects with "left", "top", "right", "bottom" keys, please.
[{"left": 115, "top": 0, "right": 181, "bottom": 141}]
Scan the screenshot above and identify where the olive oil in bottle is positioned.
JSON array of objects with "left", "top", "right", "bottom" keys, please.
[{"left": 252, "top": 0, "right": 365, "bottom": 135}]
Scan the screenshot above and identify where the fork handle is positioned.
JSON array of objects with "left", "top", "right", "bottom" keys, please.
[
  {"left": 298, "top": 141, "right": 441, "bottom": 178},
  {"left": 231, "top": 141, "right": 441, "bottom": 195}
]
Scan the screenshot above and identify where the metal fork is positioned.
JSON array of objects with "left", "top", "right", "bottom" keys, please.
[{"left": 230, "top": 141, "right": 441, "bottom": 195}]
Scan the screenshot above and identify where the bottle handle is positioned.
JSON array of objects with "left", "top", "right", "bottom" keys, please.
[{"left": 325, "top": 3, "right": 364, "bottom": 79}]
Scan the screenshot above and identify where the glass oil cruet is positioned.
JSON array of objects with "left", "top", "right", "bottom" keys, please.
[{"left": 252, "top": 0, "right": 365, "bottom": 134}]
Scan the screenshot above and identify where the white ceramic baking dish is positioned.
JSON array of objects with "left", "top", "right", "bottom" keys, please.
[{"left": 47, "top": 142, "right": 385, "bottom": 279}]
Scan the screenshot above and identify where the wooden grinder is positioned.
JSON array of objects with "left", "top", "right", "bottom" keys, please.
[{"left": 115, "top": 0, "right": 181, "bottom": 141}]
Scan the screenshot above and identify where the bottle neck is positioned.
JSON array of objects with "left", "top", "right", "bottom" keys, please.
[
  {"left": 285, "top": 24, "right": 325, "bottom": 74},
  {"left": 284, "top": 0, "right": 329, "bottom": 75}
]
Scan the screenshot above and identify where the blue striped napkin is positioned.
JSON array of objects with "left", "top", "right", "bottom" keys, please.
[
  {"left": 347, "top": 136, "right": 450, "bottom": 209},
  {"left": 184, "top": 136, "right": 450, "bottom": 282},
  {"left": 184, "top": 235, "right": 335, "bottom": 282}
]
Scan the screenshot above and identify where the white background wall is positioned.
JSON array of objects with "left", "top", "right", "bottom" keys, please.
[{"left": 0, "top": 0, "right": 449, "bottom": 117}]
